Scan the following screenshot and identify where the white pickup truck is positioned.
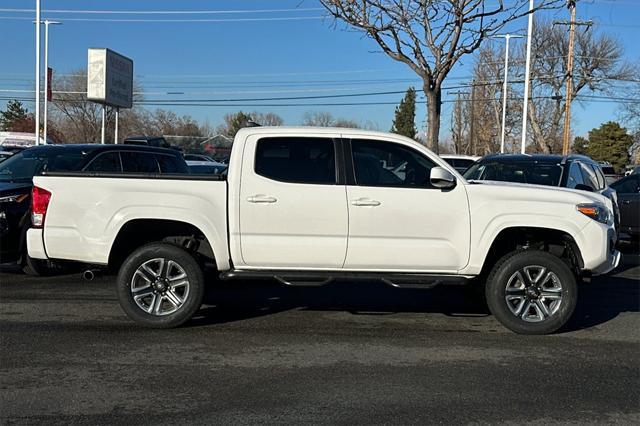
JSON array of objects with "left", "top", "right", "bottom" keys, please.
[{"left": 27, "top": 127, "right": 620, "bottom": 334}]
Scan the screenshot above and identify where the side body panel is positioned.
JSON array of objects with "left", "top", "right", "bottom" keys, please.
[{"left": 33, "top": 176, "right": 230, "bottom": 269}]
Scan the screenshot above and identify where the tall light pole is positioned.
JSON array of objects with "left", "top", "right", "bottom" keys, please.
[
  {"left": 493, "top": 34, "right": 523, "bottom": 154},
  {"left": 34, "top": 0, "right": 41, "bottom": 145},
  {"left": 43, "top": 19, "right": 61, "bottom": 144},
  {"left": 521, "top": 0, "right": 535, "bottom": 154}
]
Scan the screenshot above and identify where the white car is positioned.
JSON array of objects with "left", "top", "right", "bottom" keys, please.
[
  {"left": 440, "top": 154, "right": 480, "bottom": 174},
  {"left": 28, "top": 127, "right": 619, "bottom": 334}
]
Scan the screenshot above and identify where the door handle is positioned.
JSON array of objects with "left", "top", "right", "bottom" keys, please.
[
  {"left": 623, "top": 200, "right": 631, "bottom": 205},
  {"left": 351, "top": 198, "right": 381, "bottom": 207},
  {"left": 247, "top": 194, "right": 277, "bottom": 203}
]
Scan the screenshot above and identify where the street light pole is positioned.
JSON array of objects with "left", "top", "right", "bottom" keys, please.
[
  {"left": 493, "top": 34, "right": 524, "bottom": 154},
  {"left": 43, "top": 19, "right": 61, "bottom": 144},
  {"left": 521, "top": 0, "right": 535, "bottom": 154},
  {"left": 34, "top": 0, "right": 41, "bottom": 145}
]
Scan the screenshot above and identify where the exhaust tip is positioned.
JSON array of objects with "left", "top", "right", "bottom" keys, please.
[{"left": 82, "top": 270, "right": 95, "bottom": 281}]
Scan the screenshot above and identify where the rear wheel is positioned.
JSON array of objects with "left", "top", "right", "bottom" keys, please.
[
  {"left": 485, "top": 250, "right": 577, "bottom": 335},
  {"left": 117, "top": 243, "right": 205, "bottom": 328}
]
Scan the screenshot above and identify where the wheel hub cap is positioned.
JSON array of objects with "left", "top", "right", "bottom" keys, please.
[
  {"left": 130, "top": 258, "right": 190, "bottom": 316},
  {"left": 504, "top": 265, "right": 563, "bottom": 323}
]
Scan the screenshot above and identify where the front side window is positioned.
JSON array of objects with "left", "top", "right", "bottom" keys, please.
[
  {"left": 566, "top": 162, "right": 585, "bottom": 189},
  {"left": 254, "top": 137, "right": 336, "bottom": 184},
  {"left": 83, "top": 152, "right": 121, "bottom": 173},
  {"left": 351, "top": 139, "right": 436, "bottom": 188},
  {"left": 121, "top": 152, "right": 160, "bottom": 173},
  {"left": 579, "top": 163, "right": 599, "bottom": 190}
]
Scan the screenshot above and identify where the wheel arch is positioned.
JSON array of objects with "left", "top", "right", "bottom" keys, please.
[
  {"left": 108, "top": 218, "right": 220, "bottom": 271},
  {"left": 477, "top": 226, "right": 584, "bottom": 278}
]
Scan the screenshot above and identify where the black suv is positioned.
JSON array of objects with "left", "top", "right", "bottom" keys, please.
[
  {"left": 464, "top": 154, "right": 619, "bottom": 227},
  {"left": 0, "top": 144, "right": 188, "bottom": 274}
]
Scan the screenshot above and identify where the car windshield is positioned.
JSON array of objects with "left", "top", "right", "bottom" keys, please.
[
  {"left": 0, "top": 148, "right": 89, "bottom": 181},
  {"left": 464, "top": 161, "right": 563, "bottom": 186}
]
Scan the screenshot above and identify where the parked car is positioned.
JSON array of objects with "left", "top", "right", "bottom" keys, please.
[
  {"left": 598, "top": 162, "right": 621, "bottom": 185},
  {"left": 0, "top": 144, "right": 188, "bottom": 275},
  {"left": 610, "top": 174, "right": 640, "bottom": 240},
  {"left": 186, "top": 160, "right": 227, "bottom": 175},
  {"left": 123, "top": 136, "right": 171, "bottom": 149},
  {"left": 440, "top": 154, "right": 480, "bottom": 174},
  {"left": 464, "top": 154, "right": 620, "bottom": 230},
  {"left": 184, "top": 154, "right": 216, "bottom": 162},
  {"left": 29, "top": 128, "right": 619, "bottom": 334}
]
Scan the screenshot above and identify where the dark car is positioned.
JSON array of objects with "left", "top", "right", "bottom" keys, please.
[
  {"left": 0, "top": 144, "right": 188, "bottom": 274},
  {"left": 610, "top": 174, "right": 640, "bottom": 240},
  {"left": 464, "top": 154, "right": 620, "bottom": 227}
]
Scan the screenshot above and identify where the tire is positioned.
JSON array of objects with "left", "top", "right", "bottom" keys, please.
[
  {"left": 116, "top": 243, "right": 205, "bottom": 328},
  {"left": 485, "top": 250, "right": 577, "bottom": 335}
]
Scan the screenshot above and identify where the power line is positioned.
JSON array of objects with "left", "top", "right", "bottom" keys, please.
[
  {"left": 0, "top": 8, "right": 324, "bottom": 15},
  {"left": 0, "top": 15, "right": 325, "bottom": 23}
]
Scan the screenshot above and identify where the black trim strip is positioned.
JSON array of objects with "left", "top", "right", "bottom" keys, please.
[{"left": 41, "top": 171, "right": 225, "bottom": 181}]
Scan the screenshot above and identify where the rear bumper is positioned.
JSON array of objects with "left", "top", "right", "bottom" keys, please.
[{"left": 27, "top": 228, "right": 48, "bottom": 260}]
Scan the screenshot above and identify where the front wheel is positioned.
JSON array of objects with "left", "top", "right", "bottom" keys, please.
[
  {"left": 117, "top": 243, "right": 205, "bottom": 328},
  {"left": 485, "top": 250, "right": 577, "bottom": 335}
]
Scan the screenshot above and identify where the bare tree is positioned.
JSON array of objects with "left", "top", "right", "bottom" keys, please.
[
  {"left": 320, "top": 0, "right": 562, "bottom": 153},
  {"left": 302, "top": 111, "right": 374, "bottom": 129}
]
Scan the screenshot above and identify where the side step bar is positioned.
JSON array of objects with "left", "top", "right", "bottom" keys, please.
[{"left": 219, "top": 270, "right": 470, "bottom": 289}]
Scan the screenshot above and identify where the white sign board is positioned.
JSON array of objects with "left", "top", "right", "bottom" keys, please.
[{"left": 87, "top": 48, "right": 133, "bottom": 109}]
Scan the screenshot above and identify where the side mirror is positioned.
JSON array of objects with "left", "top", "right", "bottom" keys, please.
[
  {"left": 430, "top": 167, "right": 456, "bottom": 189},
  {"left": 575, "top": 184, "right": 594, "bottom": 192}
]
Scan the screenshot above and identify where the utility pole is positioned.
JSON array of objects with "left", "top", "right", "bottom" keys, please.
[
  {"left": 469, "top": 80, "right": 477, "bottom": 156},
  {"left": 556, "top": 1, "right": 592, "bottom": 155},
  {"left": 42, "top": 19, "right": 61, "bottom": 144},
  {"left": 521, "top": 0, "right": 534, "bottom": 154},
  {"left": 492, "top": 34, "right": 524, "bottom": 154},
  {"left": 34, "top": 0, "right": 41, "bottom": 145}
]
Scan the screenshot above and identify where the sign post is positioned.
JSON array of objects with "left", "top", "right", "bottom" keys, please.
[{"left": 87, "top": 48, "right": 133, "bottom": 144}]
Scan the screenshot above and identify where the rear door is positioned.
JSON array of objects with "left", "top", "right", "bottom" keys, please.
[
  {"left": 342, "top": 136, "right": 471, "bottom": 272},
  {"left": 238, "top": 134, "right": 349, "bottom": 269}
]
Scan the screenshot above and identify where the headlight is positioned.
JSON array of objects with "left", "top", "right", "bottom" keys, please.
[
  {"left": 0, "top": 194, "right": 28, "bottom": 203},
  {"left": 576, "top": 203, "right": 610, "bottom": 224}
]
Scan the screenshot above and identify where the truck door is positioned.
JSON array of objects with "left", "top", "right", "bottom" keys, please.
[
  {"left": 342, "top": 136, "right": 471, "bottom": 272},
  {"left": 238, "top": 134, "right": 348, "bottom": 269}
]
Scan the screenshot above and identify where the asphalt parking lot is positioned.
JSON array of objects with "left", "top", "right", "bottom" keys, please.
[{"left": 1, "top": 250, "right": 639, "bottom": 425}]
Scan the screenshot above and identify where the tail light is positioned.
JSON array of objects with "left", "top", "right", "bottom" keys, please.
[{"left": 31, "top": 186, "right": 51, "bottom": 228}]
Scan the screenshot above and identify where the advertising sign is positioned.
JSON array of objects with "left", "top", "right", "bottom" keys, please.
[{"left": 87, "top": 48, "right": 133, "bottom": 109}]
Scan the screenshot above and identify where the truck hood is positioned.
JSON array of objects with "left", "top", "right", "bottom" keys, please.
[{"left": 466, "top": 179, "right": 608, "bottom": 206}]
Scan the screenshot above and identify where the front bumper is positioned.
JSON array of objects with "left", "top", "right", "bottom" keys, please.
[
  {"left": 27, "top": 228, "right": 48, "bottom": 260},
  {"left": 590, "top": 249, "right": 621, "bottom": 275}
]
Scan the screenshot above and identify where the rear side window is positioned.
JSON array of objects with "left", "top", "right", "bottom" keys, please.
[
  {"left": 254, "top": 137, "right": 336, "bottom": 184},
  {"left": 121, "top": 152, "right": 160, "bottom": 173},
  {"left": 156, "top": 154, "right": 187, "bottom": 173},
  {"left": 83, "top": 152, "right": 121, "bottom": 173}
]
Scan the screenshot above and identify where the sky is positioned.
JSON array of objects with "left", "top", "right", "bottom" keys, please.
[{"left": 0, "top": 0, "right": 639, "bottom": 140}]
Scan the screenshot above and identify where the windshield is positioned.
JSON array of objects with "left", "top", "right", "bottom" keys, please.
[
  {"left": 464, "top": 161, "right": 563, "bottom": 187},
  {"left": 0, "top": 148, "right": 89, "bottom": 181}
]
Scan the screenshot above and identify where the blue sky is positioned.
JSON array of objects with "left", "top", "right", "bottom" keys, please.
[{"left": 0, "top": 0, "right": 638, "bottom": 139}]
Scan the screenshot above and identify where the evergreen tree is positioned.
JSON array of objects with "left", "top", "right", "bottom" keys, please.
[
  {"left": 391, "top": 87, "right": 417, "bottom": 139},
  {"left": 572, "top": 136, "right": 588, "bottom": 155},
  {"left": 0, "top": 100, "right": 29, "bottom": 131},
  {"left": 580, "top": 122, "right": 633, "bottom": 172}
]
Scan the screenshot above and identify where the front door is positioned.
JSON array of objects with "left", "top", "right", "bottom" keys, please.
[
  {"left": 343, "top": 137, "right": 471, "bottom": 272},
  {"left": 238, "top": 134, "right": 348, "bottom": 269}
]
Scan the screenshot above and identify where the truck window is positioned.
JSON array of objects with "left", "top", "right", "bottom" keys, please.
[
  {"left": 351, "top": 139, "right": 436, "bottom": 188},
  {"left": 254, "top": 137, "right": 336, "bottom": 184},
  {"left": 566, "top": 162, "right": 585, "bottom": 189},
  {"left": 121, "top": 152, "right": 160, "bottom": 173},
  {"left": 83, "top": 152, "right": 122, "bottom": 173}
]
